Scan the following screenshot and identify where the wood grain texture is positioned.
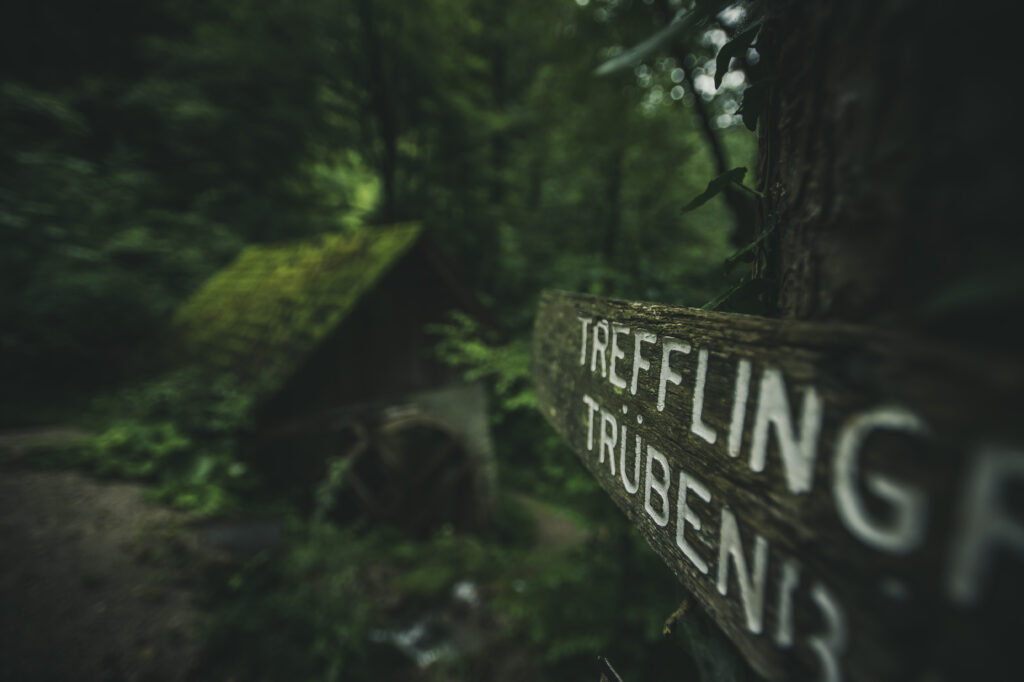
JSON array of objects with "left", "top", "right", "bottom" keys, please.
[{"left": 532, "top": 290, "right": 1024, "bottom": 682}]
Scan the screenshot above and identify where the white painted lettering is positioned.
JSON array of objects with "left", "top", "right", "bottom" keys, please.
[
  {"left": 609, "top": 325, "right": 630, "bottom": 389},
  {"left": 644, "top": 445, "right": 672, "bottom": 527},
  {"left": 591, "top": 320, "right": 610, "bottom": 377},
  {"left": 621, "top": 433, "right": 643, "bottom": 494},
  {"left": 833, "top": 406, "right": 929, "bottom": 553},
  {"left": 619, "top": 422, "right": 628, "bottom": 484},
  {"left": 691, "top": 348, "right": 718, "bottom": 444},
  {"left": 675, "top": 469, "right": 712, "bottom": 574},
  {"left": 578, "top": 316, "right": 593, "bottom": 365},
  {"left": 599, "top": 409, "right": 618, "bottom": 477},
  {"left": 807, "top": 582, "right": 847, "bottom": 682},
  {"left": 630, "top": 329, "right": 657, "bottom": 395},
  {"left": 716, "top": 507, "right": 770, "bottom": 634},
  {"left": 728, "top": 359, "right": 752, "bottom": 458},
  {"left": 582, "top": 394, "right": 599, "bottom": 452},
  {"left": 948, "top": 445, "right": 1024, "bottom": 605},
  {"left": 749, "top": 368, "right": 824, "bottom": 494},
  {"left": 657, "top": 337, "right": 691, "bottom": 412},
  {"left": 775, "top": 558, "right": 800, "bottom": 648}
]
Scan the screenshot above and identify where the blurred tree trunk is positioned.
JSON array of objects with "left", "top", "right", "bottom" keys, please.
[
  {"left": 526, "top": 150, "right": 544, "bottom": 212},
  {"left": 356, "top": 0, "right": 398, "bottom": 222},
  {"left": 756, "top": 0, "right": 1022, "bottom": 345},
  {"left": 489, "top": 4, "right": 508, "bottom": 206},
  {"left": 681, "top": 2, "right": 1021, "bottom": 680},
  {"left": 603, "top": 144, "right": 625, "bottom": 265}
]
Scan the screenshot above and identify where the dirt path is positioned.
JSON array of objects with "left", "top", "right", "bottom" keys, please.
[
  {"left": 0, "top": 469, "right": 201, "bottom": 682},
  {"left": 512, "top": 494, "right": 589, "bottom": 550}
]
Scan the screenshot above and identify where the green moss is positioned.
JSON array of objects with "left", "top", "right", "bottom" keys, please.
[{"left": 172, "top": 223, "right": 422, "bottom": 400}]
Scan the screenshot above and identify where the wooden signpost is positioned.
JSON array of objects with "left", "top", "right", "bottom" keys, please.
[{"left": 533, "top": 290, "right": 1024, "bottom": 682}]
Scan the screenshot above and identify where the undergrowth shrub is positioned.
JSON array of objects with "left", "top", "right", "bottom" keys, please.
[{"left": 82, "top": 367, "right": 256, "bottom": 515}]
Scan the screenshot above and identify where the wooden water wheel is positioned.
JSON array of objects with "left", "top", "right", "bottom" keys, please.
[{"left": 333, "top": 411, "right": 488, "bottom": 535}]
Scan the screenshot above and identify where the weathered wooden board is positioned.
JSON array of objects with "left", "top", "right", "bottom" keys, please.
[{"left": 532, "top": 290, "right": 1024, "bottom": 682}]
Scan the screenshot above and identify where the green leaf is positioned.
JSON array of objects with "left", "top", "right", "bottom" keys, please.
[
  {"left": 681, "top": 167, "right": 747, "bottom": 214},
  {"left": 701, "top": 279, "right": 746, "bottom": 311},
  {"left": 740, "top": 81, "right": 769, "bottom": 131},
  {"left": 723, "top": 223, "right": 775, "bottom": 273},
  {"left": 594, "top": 0, "right": 741, "bottom": 78},
  {"left": 701, "top": 276, "right": 774, "bottom": 314},
  {"left": 714, "top": 20, "right": 763, "bottom": 89}
]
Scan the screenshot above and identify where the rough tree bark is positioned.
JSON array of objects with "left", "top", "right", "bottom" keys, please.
[
  {"left": 756, "top": 0, "right": 1022, "bottom": 343},
  {"left": 718, "top": 1, "right": 1021, "bottom": 678}
]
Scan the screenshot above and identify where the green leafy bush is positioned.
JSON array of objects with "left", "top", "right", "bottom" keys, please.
[
  {"left": 78, "top": 367, "right": 257, "bottom": 515},
  {"left": 88, "top": 420, "right": 190, "bottom": 478},
  {"left": 430, "top": 311, "right": 535, "bottom": 416}
]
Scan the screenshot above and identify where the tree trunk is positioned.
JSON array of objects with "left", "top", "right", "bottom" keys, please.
[
  {"left": 489, "top": 5, "right": 508, "bottom": 206},
  {"left": 753, "top": 5, "right": 1023, "bottom": 676},
  {"left": 356, "top": 0, "right": 399, "bottom": 222},
  {"left": 603, "top": 144, "right": 625, "bottom": 265},
  {"left": 757, "top": 0, "right": 1022, "bottom": 347}
]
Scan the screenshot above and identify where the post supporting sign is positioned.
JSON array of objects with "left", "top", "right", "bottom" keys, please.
[{"left": 532, "top": 290, "right": 1024, "bottom": 681}]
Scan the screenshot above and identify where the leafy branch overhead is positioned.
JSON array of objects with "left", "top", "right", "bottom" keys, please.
[
  {"left": 592, "top": 0, "right": 739, "bottom": 77},
  {"left": 680, "top": 167, "right": 760, "bottom": 214},
  {"left": 593, "top": 1, "right": 771, "bottom": 132},
  {"left": 593, "top": 8, "right": 704, "bottom": 77},
  {"left": 714, "top": 18, "right": 763, "bottom": 89}
]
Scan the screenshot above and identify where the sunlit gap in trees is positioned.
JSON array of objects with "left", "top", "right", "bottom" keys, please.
[{"left": 634, "top": 38, "right": 748, "bottom": 128}]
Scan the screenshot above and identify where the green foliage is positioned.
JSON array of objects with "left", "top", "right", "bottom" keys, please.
[
  {"left": 84, "top": 418, "right": 248, "bottom": 515},
  {"left": 593, "top": 7, "right": 705, "bottom": 77},
  {"left": 739, "top": 80, "right": 770, "bottom": 131},
  {"left": 198, "top": 524, "right": 376, "bottom": 682},
  {"left": 715, "top": 19, "right": 764, "bottom": 89},
  {"left": 313, "top": 456, "right": 355, "bottom": 524},
  {"left": 681, "top": 166, "right": 750, "bottom": 214},
  {"left": 430, "top": 310, "right": 614, "bottom": 512},
  {"left": 0, "top": 0, "right": 377, "bottom": 388},
  {"left": 200, "top": 522, "right": 509, "bottom": 681},
  {"left": 488, "top": 523, "right": 695, "bottom": 679},
  {"left": 430, "top": 311, "right": 536, "bottom": 416},
  {"left": 109, "top": 367, "right": 253, "bottom": 431},
  {"left": 195, "top": 513, "right": 697, "bottom": 682},
  {"left": 701, "top": 274, "right": 775, "bottom": 315},
  {"left": 88, "top": 421, "right": 190, "bottom": 478},
  {"left": 593, "top": 0, "right": 736, "bottom": 77},
  {"left": 722, "top": 221, "right": 774, "bottom": 274},
  {"left": 80, "top": 368, "right": 256, "bottom": 515}
]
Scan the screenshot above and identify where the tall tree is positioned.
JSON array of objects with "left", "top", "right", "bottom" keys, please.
[
  {"left": 749, "top": 1, "right": 1022, "bottom": 678},
  {"left": 755, "top": 0, "right": 1023, "bottom": 345}
]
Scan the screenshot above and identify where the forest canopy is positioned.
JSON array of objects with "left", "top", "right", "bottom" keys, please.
[{"left": 1, "top": 0, "right": 755, "bottom": 398}]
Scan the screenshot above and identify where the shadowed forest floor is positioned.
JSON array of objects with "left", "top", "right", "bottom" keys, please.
[
  {"left": 0, "top": 431, "right": 589, "bottom": 682},
  {"left": 511, "top": 494, "right": 588, "bottom": 550},
  {"left": 0, "top": 468, "right": 200, "bottom": 682}
]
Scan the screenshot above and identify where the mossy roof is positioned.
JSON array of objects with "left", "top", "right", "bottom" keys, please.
[{"left": 172, "top": 223, "right": 422, "bottom": 399}]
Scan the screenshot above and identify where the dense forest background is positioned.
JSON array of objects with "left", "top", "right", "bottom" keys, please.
[
  {"left": 0, "top": 0, "right": 895, "bottom": 680},
  {"left": 1, "top": 0, "right": 757, "bottom": 394}
]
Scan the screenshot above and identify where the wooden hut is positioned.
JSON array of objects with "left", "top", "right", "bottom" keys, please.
[{"left": 171, "top": 223, "right": 494, "bottom": 533}]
